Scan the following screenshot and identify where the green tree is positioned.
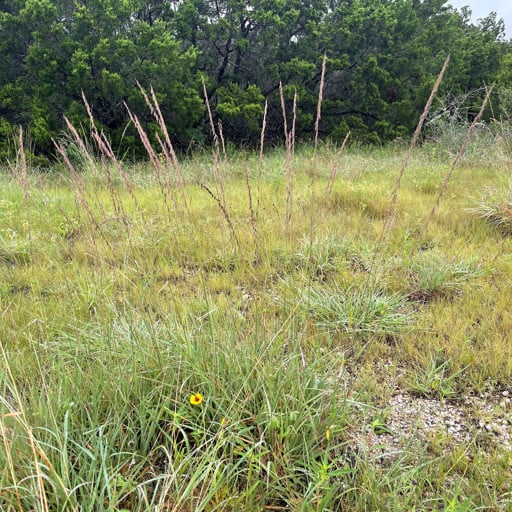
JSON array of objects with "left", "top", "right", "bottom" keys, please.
[
  {"left": 0, "top": 0, "right": 203, "bottom": 158},
  {"left": 174, "top": 0, "right": 326, "bottom": 142},
  {"left": 316, "top": 0, "right": 507, "bottom": 143}
]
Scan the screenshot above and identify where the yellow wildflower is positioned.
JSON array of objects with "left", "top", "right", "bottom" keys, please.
[{"left": 189, "top": 392, "right": 203, "bottom": 406}]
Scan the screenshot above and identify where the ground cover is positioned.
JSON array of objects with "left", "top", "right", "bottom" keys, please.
[{"left": 0, "top": 139, "right": 511, "bottom": 511}]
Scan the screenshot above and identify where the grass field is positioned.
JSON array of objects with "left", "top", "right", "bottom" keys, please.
[{"left": 1, "top": 137, "right": 511, "bottom": 511}]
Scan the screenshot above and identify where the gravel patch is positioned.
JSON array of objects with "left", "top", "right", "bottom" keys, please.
[{"left": 352, "top": 387, "right": 512, "bottom": 460}]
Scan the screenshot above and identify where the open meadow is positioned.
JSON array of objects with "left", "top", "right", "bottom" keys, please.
[{"left": 1, "top": 134, "right": 512, "bottom": 510}]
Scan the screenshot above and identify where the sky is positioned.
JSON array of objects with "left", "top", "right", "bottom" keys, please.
[{"left": 447, "top": 1, "right": 512, "bottom": 39}]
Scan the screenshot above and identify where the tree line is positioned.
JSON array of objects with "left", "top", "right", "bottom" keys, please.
[{"left": 1, "top": 0, "right": 511, "bottom": 161}]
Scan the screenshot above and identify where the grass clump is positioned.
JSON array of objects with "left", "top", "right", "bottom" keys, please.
[
  {"left": 0, "top": 317, "right": 352, "bottom": 511},
  {"left": 469, "top": 183, "right": 512, "bottom": 235},
  {"left": 406, "top": 253, "right": 484, "bottom": 302},
  {"left": 0, "top": 230, "right": 32, "bottom": 266},
  {"left": 407, "top": 357, "right": 467, "bottom": 400},
  {"left": 301, "top": 285, "right": 412, "bottom": 341},
  {"left": 292, "top": 235, "right": 343, "bottom": 280}
]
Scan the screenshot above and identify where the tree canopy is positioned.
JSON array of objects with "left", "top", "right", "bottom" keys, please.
[{"left": 0, "top": 0, "right": 511, "bottom": 159}]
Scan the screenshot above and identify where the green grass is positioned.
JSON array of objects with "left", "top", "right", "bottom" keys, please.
[{"left": 1, "top": 142, "right": 511, "bottom": 511}]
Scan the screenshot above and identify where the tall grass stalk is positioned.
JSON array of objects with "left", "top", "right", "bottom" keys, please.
[
  {"left": 368, "top": 55, "right": 450, "bottom": 277},
  {"left": 52, "top": 143, "right": 114, "bottom": 264},
  {"left": 63, "top": 116, "right": 98, "bottom": 173},
  {"left": 14, "top": 127, "right": 33, "bottom": 258},
  {"left": 155, "top": 131, "right": 184, "bottom": 214},
  {"left": 279, "top": 81, "right": 289, "bottom": 146},
  {"left": 307, "top": 55, "right": 327, "bottom": 283},
  {"left": 290, "top": 89, "right": 297, "bottom": 161},
  {"left": 253, "top": 99, "right": 268, "bottom": 262},
  {"left": 124, "top": 103, "right": 179, "bottom": 218},
  {"left": 202, "top": 78, "right": 220, "bottom": 151},
  {"left": 52, "top": 138, "right": 103, "bottom": 248},
  {"left": 1, "top": 345, "right": 50, "bottom": 512},
  {"left": 325, "top": 131, "right": 350, "bottom": 197},
  {"left": 137, "top": 83, "right": 188, "bottom": 211},
  {"left": 195, "top": 179, "right": 239, "bottom": 248},
  {"left": 280, "top": 82, "right": 297, "bottom": 233},
  {"left": 426, "top": 83, "right": 495, "bottom": 227},
  {"left": 258, "top": 100, "right": 268, "bottom": 175},
  {"left": 386, "top": 55, "right": 450, "bottom": 230},
  {"left": 244, "top": 161, "right": 259, "bottom": 262},
  {"left": 149, "top": 85, "right": 186, "bottom": 191},
  {"left": 62, "top": 117, "right": 110, "bottom": 221},
  {"left": 202, "top": 77, "right": 229, "bottom": 225},
  {"left": 314, "top": 55, "right": 327, "bottom": 167},
  {"left": 0, "top": 416, "right": 23, "bottom": 512},
  {"left": 218, "top": 120, "right": 227, "bottom": 163},
  {"left": 92, "top": 130, "right": 140, "bottom": 227},
  {"left": 82, "top": 93, "right": 130, "bottom": 229},
  {"left": 7, "top": 128, "right": 34, "bottom": 263},
  {"left": 255, "top": 99, "right": 268, "bottom": 224}
]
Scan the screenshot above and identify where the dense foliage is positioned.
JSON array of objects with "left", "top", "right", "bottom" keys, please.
[{"left": 0, "top": 0, "right": 511, "bottom": 159}]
